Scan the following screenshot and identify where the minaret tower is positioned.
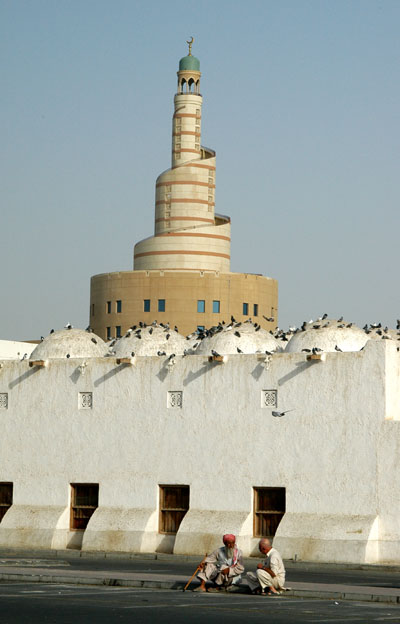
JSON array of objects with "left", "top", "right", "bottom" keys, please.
[
  {"left": 89, "top": 41, "right": 278, "bottom": 338},
  {"left": 133, "top": 39, "right": 231, "bottom": 272},
  {"left": 172, "top": 36, "right": 202, "bottom": 169}
]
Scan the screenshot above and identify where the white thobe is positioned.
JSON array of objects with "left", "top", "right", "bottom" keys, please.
[
  {"left": 198, "top": 546, "right": 245, "bottom": 587},
  {"left": 247, "top": 547, "right": 286, "bottom": 591}
]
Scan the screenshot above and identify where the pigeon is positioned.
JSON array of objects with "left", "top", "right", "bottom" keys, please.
[
  {"left": 335, "top": 345, "right": 342, "bottom": 352},
  {"left": 91, "top": 337, "right": 97, "bottom": 344},
  {"left": 338, "top": 316, "right": 343, "bottom": 322},
  {"left": 157, "top": 351, "right": 166, "bottom": 356},
  {"left": 167, "top": 353, "right": 176, "bottom": 361},
  {"left": 85, "top": 325, "right": 93, "bottom": 332},
  {"left": 312, "top": 347, "right": 323, "bottom": 354},
  {"left": 50, "top": 329, "right": 54, "bottom": 334},
  {"left": 231, "top": 315, "right": 236, "bottom": 323},
  {"left": 237, "top": 347, "right": 243, "bottom": 353},
  {"left": 263, "top": 316, "right": 274, "bottom": 322},
  {"left": 65, "top": 323, "right": 72, "bottom": 330},
  {"left": 131, "top": 351, "right": 135, "bottom": 357},
  {"left": 211, "top": 349, "right": 221, "bottom": 357},
  {"left": 322, "top": 313, "right": 328, "bottom": 320},
  {"left": 272, "top": 409, "right": 295, "bottom": 417},
  {"left": 166, "top": 333, "right": 170, "bottom": 340},
  {"left": 234, "top": 331, "right": 241, "bottom": 338},
  {"left": 66, "top": 353, "right": 70, "bottom": 358}
]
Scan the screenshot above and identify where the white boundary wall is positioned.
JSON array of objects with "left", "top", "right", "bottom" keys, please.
[{"left": 0, "top": 340, "right": 399, "bottom": 563}]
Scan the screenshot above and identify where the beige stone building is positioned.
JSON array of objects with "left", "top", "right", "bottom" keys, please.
[{"left": 90, "top": 43, "right": 278, "bottom": 339}]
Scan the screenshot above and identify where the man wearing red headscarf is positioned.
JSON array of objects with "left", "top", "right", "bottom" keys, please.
[{"left": 194, "top": 534, "right": 244, "bottom": 592}]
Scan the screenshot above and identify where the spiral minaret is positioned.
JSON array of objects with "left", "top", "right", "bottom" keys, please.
[
  {"left": 90, "top": 42, "right": 278, "bottom": 339},
  {"left": 134, "top": 48, "right": 230, "bottom": 272}
]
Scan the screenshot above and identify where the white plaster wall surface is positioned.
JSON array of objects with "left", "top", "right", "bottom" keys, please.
[
  {"left": 0, "top": 341, "right": 396, "bottom": 563},
  {"left": 0, "top": 340, "right": 36, "bottom": 360},
  {"left": 377, "top": 419, "right": 400, "bottom": 562}
]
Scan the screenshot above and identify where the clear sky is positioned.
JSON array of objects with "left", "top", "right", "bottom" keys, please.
[{"left": 2, "top": 0, "right": 399, "bottom": 340}]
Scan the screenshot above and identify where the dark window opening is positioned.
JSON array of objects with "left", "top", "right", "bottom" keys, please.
[
  {"left": 158, "top": 299, "right": 166, "bottom": 312},
  {"left": 116, "top": 300, "right": 122, "bottom": 313},
  {"left": 197, "top": 300, "right": 205, "bottom": 313},
  {"left": 116, "top": 326, "right": 121, "bottom": 338},
  {"left": 106, "top": 327, "right": 111, "bottom": 340},
  {"left": 107, "top": 301, "right": 111, "bottom": 314},
  {"left": 144, "top": 299, "right": 151, "bottom": 312},
  {"left": 70, "top": 484, "right": 99, "bottom": 530},
  {"left": 253, "top": 304, "right": 258, "bottom": 317},
  {"left": 159, "top": 485, "right": 189, "bottom": 534},
  {"left": 243, "top": 302, "right": 249, "bottom": 316},
  {"left": 253, "top": 487, "right": 285, "bottom": 538},
  {"left": 0, "top": 483, "right": 13, "bottom": 523}
]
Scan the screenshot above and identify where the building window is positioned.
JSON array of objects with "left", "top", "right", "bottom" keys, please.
[
  {"left": 70, "top": 484, "right": 99, "bottom": 530},
  {"left": 253, "top": 487, "right": 286, "bottom": 538},
  {"left": 197, "top": 326, "right": 205, "bottom": 333},
  {"left": 116, "top": 300, "right": 122, "bottom": 313},
  {"left": 0, "top": 483, "right": 13, "bottom": 523},
  {"left": 253, "top": 304, "right": 258, "bottom": 317},
  {"left": 106, "top": 327, "right": 111, "bottom": 340},
  {"left": 197, "top": 300, "right": 205, "bottom": 313},
  {"left": 243, "top": 302, "right": 249, "bottom": 316},
  {"left": 212, "top": 300, "right": 220, "bottom": 313},
  {"left": 144, "top": 299, "right": 150, "bottom": 312},
  {"left": 107, "top": 301, "right": 111, "bottom": 314},
  {"left": 116, "top": 326, "right": 121, "bottom": 338},
  {"left": 158, "top": 299, "right": 166, "bottom": 312},
  {"left": 159, "top": 485, "right": 189, "bottom": 534}
]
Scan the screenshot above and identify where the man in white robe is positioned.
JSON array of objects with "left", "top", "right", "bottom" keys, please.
[
  {"left": 247, "top": 538, "right": 285, "bottom": 595},
  {"left": 195, "top": 534, "right": 244, "bottom": 592}
]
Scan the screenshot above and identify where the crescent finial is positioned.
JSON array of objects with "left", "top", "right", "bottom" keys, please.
[{"left": 186, "top": 36, "right": 194, "bottom": 56}]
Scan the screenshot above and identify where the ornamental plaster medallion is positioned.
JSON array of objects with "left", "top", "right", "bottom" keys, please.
[
  {"left": 0, "top": 393, "right": 8, "bottom": 409},
  {"left": 78, "top": 392, "right": 93, "bottom": 410},
  {"left": 167, "top": 391, "right": 183, "bottom": 409},
  {"left": 261, "top": 389, "right": 277, "bottom": 408}
]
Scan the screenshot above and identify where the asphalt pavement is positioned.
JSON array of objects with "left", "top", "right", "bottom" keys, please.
[
  {"left": 1, "top": 583, "right": 400, "bottom": 624},
  {"left": 0, "top": 549, "right": 399, "bottom": 605}
]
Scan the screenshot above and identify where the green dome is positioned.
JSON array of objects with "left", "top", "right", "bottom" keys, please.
[{"left": 179, "top": 55, "right": 200, "bottom": 71}]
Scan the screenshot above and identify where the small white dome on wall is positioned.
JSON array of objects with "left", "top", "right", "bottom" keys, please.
[
  {"left": 113, "top": 324, "right": 187, "bottom": 357},
  {"left": 30, "top": 328, "right": 107, "bottom": 359},
  {"left": 285, "top": 319, "right": 368, "bottom": 353},
  {"left": 196, "top": 320, "right": 282, "bottom": 356}
]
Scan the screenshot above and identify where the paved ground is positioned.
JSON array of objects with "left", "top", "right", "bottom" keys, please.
[
  {"left": 0, "top": 549, "right": 399, "bottom": 608},
  {"left": 1, "top": 582, "right": 400, "bottom": 624}
]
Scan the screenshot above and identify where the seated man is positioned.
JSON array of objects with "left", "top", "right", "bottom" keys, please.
[
  {"left": 195, "top": 534, "right": 244, "bottom": 592},
  {"left": 247, "top": 538, "right": 285, "bottom": 595}
]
